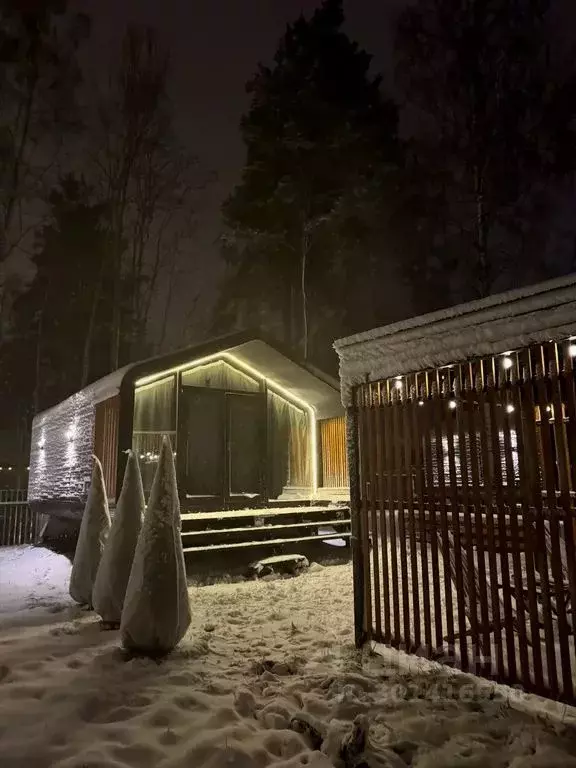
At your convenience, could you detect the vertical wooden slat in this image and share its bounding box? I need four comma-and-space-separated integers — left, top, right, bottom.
413, 383, 432, 652
534, 357, 563, 696
432, 378, 455, 651
526, 352, 558, 695
544, 347, 573, 697
347, 403, 366, 647
393, 384, 411, 648
487, 372, 516, 682
458, 367, 482, 672
366, 388, 382, 639
502, 366, 531, 690
517, 355, 545, 692
375, 390, 391, 643
358, 388, 373, 640
476, 367, 504, 677
384, 384, 401, 644
320, 417, 348, 489
561, 345, 576, 682
444, 375, 469, 670
403, 382, 421, 651
421, 378, 443, 651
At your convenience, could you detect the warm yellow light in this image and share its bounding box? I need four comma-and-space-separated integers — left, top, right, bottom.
506, 404, 515, 414
135, 351, 319, 494
135, 374, 175, 393
448, 400, 457, 410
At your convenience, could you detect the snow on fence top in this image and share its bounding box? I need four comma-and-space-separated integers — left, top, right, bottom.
334, 273, 576, 406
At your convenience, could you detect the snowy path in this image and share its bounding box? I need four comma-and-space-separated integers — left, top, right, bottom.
1, 546, 576, 767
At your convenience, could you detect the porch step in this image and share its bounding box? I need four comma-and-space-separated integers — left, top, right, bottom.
181, 504, 349, 531
182, 531, 351, 554
181, 518, 350, 548
179, 503, 351, 563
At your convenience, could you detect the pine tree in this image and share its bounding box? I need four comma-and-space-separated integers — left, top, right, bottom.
120, 436, 190, 655
69, 456, 111, 607
219, 0, 399, 359
93, 450, 145, 626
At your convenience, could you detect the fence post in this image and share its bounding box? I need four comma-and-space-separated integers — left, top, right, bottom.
346, 403, 366, 648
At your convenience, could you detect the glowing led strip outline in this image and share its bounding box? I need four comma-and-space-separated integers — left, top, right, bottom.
134, 352, 318, 493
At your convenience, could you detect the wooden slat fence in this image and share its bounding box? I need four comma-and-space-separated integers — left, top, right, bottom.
352, 340, 576, 704
320, 416, 349, 488
94, 395, 120, 499
0, 489, 41, 547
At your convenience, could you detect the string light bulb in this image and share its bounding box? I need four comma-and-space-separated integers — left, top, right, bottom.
506, 404, 515, 414
448, 400, 457, 410
502, 356, 513, 370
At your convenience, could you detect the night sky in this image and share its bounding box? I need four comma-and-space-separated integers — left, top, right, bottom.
73, 0, 405, 346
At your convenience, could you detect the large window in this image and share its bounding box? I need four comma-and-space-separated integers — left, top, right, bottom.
268, 391, 311, 496
133, 376, 176, 491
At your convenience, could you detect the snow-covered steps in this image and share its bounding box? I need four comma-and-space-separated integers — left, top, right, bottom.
182, 532, 351, 554
179, 504, 351, 567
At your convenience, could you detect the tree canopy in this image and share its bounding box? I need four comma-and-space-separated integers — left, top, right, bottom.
220, 0, 400, 360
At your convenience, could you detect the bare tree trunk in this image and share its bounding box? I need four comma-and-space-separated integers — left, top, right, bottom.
288, 280, 296, 348
157, 256, 178, 352
33, 305, 45, 415
110, 202, 126, 372
474, 165, 490, 298
300, 217, 311, 360
3, 44, 40, 251
81, 257, 106, 388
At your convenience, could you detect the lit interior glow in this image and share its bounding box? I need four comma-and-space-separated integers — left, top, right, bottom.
135, 351, 319, 494
448, 400, 457, 410
418, 400, 425, 407
394, 379, 403, 390
569, 344, 576, 358
502, 357, 513, 370
506, 404, 515, 414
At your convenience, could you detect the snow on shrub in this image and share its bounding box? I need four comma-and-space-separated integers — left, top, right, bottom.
69, 455, 111, 607
93, 450, 145, 625
120, 435, 191, 654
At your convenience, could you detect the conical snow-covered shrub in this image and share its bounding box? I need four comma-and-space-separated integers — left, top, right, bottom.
93, 450, 145, 625
120, 436, 191, 654
69, 456, 111, 607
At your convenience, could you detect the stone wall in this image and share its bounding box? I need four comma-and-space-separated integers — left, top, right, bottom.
29, 389, 96, 504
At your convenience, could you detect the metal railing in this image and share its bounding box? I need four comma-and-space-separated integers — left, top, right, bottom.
0, 489, 42, 547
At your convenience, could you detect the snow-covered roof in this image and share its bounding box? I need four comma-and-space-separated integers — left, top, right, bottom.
35, 332, 343, 423
335, 273, 576, 405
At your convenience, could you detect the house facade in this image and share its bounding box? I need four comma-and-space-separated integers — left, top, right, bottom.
29, 332, 349, 520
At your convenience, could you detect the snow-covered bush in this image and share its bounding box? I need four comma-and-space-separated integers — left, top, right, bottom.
120, 436, 191, 654
69, 455, 111, 607
93, 450, 145, 625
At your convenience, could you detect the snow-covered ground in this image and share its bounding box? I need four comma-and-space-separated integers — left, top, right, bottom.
2, 546, 576, 767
